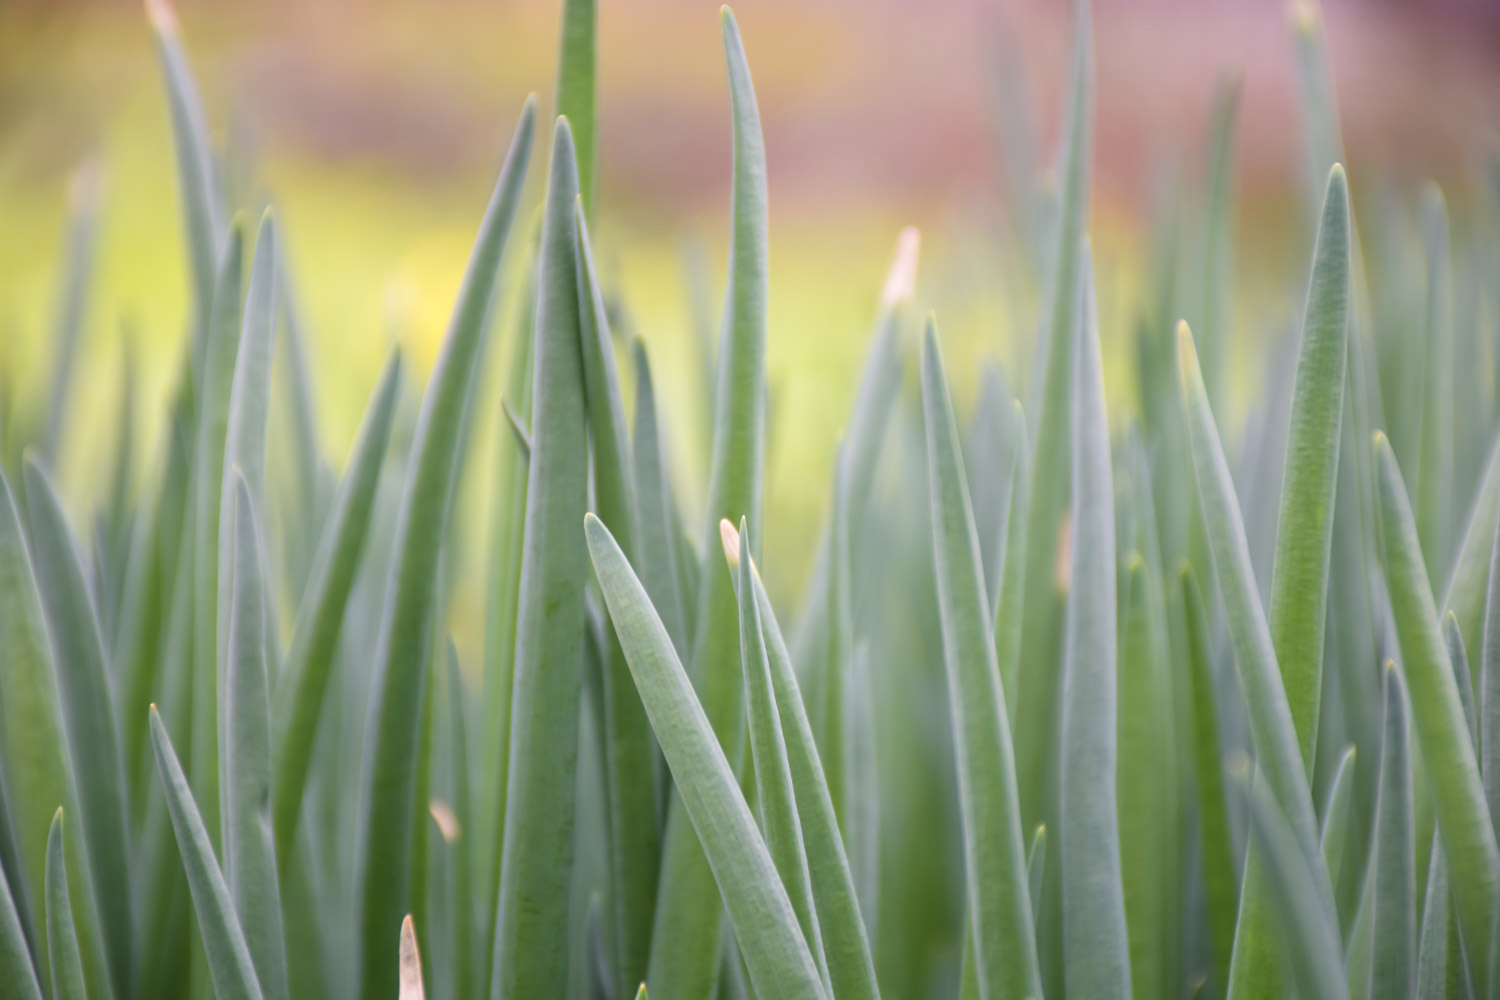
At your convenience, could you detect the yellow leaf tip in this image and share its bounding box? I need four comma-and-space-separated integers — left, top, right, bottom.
428, 799, 461, 844
398, 914, 424, 1000
720, 518, 741, 569
880, 227, 922, 307
145, 0, 178, 36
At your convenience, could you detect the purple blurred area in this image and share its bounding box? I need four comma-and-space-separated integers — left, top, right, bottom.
3, 0, 1500, 222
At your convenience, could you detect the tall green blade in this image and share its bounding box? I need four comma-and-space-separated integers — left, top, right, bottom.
1368, 664, 1414, 999
630, 339, 689, 658
1239, 775, 1349, 1000
743, 528, 879, 1000
40, 164, 103, 464
585, 514, 826, 1000
1415, 186, 1453, 582
649, 10, 769, 995
1177, 322, 1333, 999
22, 457, 132, 999
1320, 745, 1357, 901
555, 0, 597, 215
1181, 566, 1238, 988
190, 215, 247, 850
574, 199, 660, 998
489, 116, 589, 1000
724, 519, 827, 984
994, 401, 1029, 717
44, 810, 85, 1000
1374, 433, 1500, 993
149, 706, 264, 1000
1483, 497, 1500, 831
353, 96, 535, 1000
1059, 253, 1130, 998
0, 854, 42, 1000
223, 474, 289, 1000
1267, 163, 1350, 767
0, 471, 110, 1000
1016, 0, 1091, 831
1196, 76, 1240, 411
271, 349, 402, 863
920, 316, 1041, 1000
146, 0, 225, 335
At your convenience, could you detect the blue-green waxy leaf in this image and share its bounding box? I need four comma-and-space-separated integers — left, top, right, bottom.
0, 852, 42, 1000
920, 315, 1041, 1000
1239, 774, 1349, 1000
734, 526, 879, 1000
354, 96, 535, 1000
1320, 745, 1357, 901
22, 456, 132, 999
0, 470, 110, 1000
994, 401, 1029, 719
554, 0, 597, 215
41, 164, 103, 464
1369, 665, 1414, 1000
1374, 432, 1500, 994
1483, 494, 1500, 833
223, 474, 288, 1000
575, 198, 661, 999
1181, 566, 1238, 986
1177, 321, 1334, 998
44, 810, 85, 1000
1059, 251, 1130, 999
1016, 0, 1092, 833
1196, 75, 1240, 411
585, 514, 826, 1000
190, 215, 247, 850
1267, 163, 1350, 767
631, 340, 689, 659
648, 10, 770, 996
723, 519, 828, 987
146, 0, 225, 334
1028, 824, 1047, 920
150, 706, 264, 1000
271, 349, 402, 863
490, 116, 590, 1000
1415, 185, 1453, 583
1443, 434, 1500, 657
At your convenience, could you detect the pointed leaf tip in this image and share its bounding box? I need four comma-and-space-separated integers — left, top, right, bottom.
145, 0, 178, 35
880, 227, 922, 306
720, 518, 741, 569
398, 915, 424, 1000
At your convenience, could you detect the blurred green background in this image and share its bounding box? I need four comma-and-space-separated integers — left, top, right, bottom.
2, 0, 1499, 655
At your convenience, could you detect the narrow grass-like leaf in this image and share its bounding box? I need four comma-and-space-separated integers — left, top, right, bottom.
1196, 76, 1240, 410
631, 339, 689, 658
648, 10, 770, 994
214, 212, 280, 838
1028, 824, 1047, 919
1484, 494, 1500, 831
1177, 321, 1333, 998
555, 0, 596, 215
1442, 433, 1500, 656
224, 473, 289, 1000
271, 349, 401, 863
739, 527, 879, 1000
490, 116, 589, 1000
189, 216, 246, 848
500, 398, 530, 461
585, 514, 826, 1000
1443, 611, 1477, 743
1239, 774, 1349, 1000
44, 810, 85, 1000
1413, 835, 1454, 1000
920, 316, 1041, 1000
41, 164, 102, 463
723, 519, 828, 984
1016, 0, 1092, 831
1415, 186, 1453, 582
149, 706, 264, 1000
1059, 251, 1130, 998
1374, 432, 1500, 993
22, 456, 132, 998
354, 96, 535, 1000
1267, 163, 1350, 766
0, 854, 41, 1000
1369, 664, 1414, 1000
994, 401, 1029, 716
574, 198, 661, 998
1181, 565, 1238, 983
1320, 745, 1357, 898
147, 0, 225, 333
